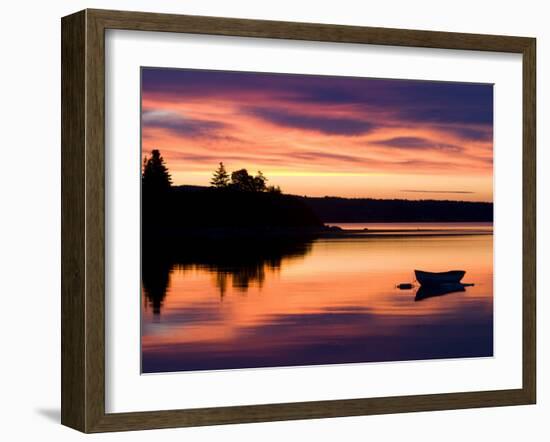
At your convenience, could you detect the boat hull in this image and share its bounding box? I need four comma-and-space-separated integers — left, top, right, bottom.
414, 270, 465, 286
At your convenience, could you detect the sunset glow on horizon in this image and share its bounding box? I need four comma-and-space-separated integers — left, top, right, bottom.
141, 68, 493, 201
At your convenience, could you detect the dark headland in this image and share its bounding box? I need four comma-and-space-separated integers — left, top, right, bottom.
142, 151, 492, 242
144, 184, 492, 240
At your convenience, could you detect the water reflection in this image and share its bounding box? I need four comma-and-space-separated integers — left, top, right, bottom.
415, 283, 466, 302
142, 236, 316, 309
142, 230, 493, 373
142, 255, 171, 315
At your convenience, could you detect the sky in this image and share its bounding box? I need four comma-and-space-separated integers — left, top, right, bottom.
141, 68, 493, 201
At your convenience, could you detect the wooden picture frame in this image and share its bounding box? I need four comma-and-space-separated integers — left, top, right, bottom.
61, 8, 536, 433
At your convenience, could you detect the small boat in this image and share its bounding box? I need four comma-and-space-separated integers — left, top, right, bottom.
415, 283, 466, 301
414, 270, 465, 286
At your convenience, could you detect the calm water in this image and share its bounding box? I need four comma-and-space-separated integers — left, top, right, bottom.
331, 222, 494, 231
141, 223, 493, 373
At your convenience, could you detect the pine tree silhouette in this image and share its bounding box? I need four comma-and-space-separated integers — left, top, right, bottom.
142, 149, 172, 193
210, 162, 230, 188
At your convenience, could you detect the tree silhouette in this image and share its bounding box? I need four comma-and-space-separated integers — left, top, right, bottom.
210, 162, 230, 188
230, 169, 256, 192
142, 149, 172, 193
230, 169, 268, 192
253, 170, 267, 192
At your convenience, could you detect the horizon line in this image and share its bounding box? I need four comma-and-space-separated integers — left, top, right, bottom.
172, 184, 493, 204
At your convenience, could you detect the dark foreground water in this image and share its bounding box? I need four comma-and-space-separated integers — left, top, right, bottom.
141, 223, 493, 373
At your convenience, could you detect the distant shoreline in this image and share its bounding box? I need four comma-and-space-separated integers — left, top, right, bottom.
318, 229, 493, 239
172, 185, 494, 224
144, 224, 493, 243
176, 185, 492, 204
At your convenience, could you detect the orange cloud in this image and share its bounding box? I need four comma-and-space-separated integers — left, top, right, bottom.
141, 69, 493, 201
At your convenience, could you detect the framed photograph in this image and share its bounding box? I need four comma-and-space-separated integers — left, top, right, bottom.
61, 9, 536, 433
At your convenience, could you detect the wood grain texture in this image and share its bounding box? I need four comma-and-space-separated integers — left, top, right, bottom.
88, 8, 532, 52
85, 10, 107, 433
522, 38, 536, 403
61, 8, 537, 433
61, 10, 86, 432
90, 389, 532, 433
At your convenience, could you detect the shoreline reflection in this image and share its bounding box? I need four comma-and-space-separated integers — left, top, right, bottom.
142, 230, 493, 373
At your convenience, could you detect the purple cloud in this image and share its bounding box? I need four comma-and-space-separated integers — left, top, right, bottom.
247, 108, 377, 135
374, 136, 463, 152
142, 110, 226, 138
